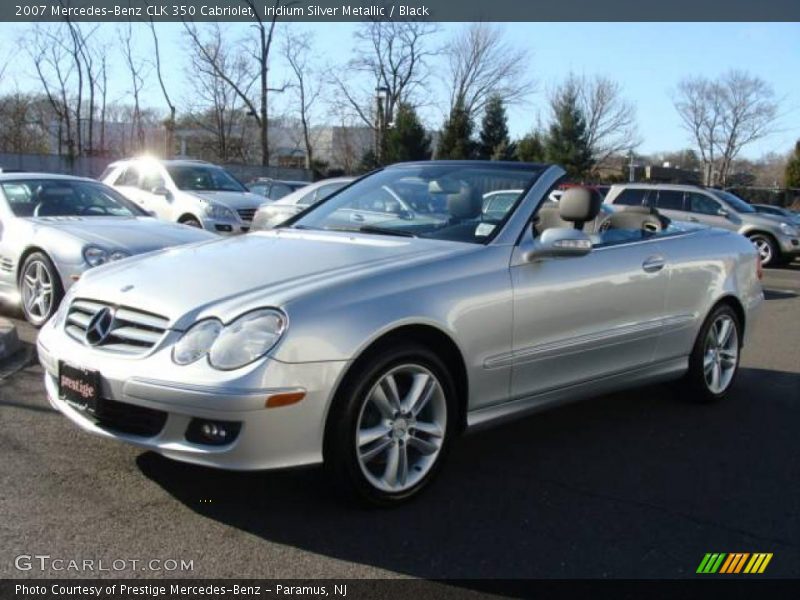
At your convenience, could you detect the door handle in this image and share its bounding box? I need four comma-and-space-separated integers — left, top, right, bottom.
642, 255, 666, 273
687, 216, 698, 222
351, 213, 365, 222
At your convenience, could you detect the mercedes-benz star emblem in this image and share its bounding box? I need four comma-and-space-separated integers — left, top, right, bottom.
85, 307, 115, 346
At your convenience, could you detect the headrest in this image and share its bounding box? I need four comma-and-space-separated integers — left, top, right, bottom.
559, 188, 602, 223
36, 185, 73, 200
430, 179, 481, 220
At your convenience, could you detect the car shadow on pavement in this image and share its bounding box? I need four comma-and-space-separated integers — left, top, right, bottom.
137, 367, 800, 580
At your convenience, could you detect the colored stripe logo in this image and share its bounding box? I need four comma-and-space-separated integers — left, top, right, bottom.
696, 553, 773, 574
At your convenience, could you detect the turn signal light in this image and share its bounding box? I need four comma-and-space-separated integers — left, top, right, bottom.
266, 391, 306, 408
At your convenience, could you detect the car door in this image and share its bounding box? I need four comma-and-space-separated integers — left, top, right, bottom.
509, 231, 669, 401
684, 191, 739, 231
135, 167, 171, 219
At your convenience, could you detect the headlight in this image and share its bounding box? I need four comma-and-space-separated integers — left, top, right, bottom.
83, 245, 109, 267
208, 309, 286, 370
205, 204, 237, 220
109, 250, 130, 262
779, 222, 798, 236
172, 319, 223, 365
83, 246, 130, 267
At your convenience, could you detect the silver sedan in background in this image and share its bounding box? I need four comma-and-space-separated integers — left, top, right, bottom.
0, 174, 215, 326
250, 177, 354, 231
38, 162, 763, 505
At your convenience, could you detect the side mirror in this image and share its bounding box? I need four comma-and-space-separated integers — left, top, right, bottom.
524, 227, 593, 261
151, 186, 170, 197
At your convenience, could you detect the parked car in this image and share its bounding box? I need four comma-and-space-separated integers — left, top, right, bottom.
751, 203, 800, 226
38, 161, 763, 505
605, 183, 800, 266
101, 158, 264, 234
0, 174, 215, 326
246, 178, 309, 201
250, 177, 354, 231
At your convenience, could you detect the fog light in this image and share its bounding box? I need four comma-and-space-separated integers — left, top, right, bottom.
215, 224, 233, 232
186, 418, 241, 446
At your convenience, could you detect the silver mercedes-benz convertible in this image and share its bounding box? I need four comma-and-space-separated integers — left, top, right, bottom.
37, 161, 763, 505
0, 173, 215, 326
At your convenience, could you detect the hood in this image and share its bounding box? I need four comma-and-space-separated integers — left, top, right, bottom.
31, 216, 216, 253
74, 230, 472, 327
186, 190, 264, 211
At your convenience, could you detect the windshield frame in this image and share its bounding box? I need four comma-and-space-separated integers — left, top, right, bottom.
0, 178, 148, 218
281, 162, 546, 246
709, 189, 756, 213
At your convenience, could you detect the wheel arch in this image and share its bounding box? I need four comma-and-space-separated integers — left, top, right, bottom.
710, 294, 747, 342
325, 323, 470, 440
16, 246, 63, 286
177, 213, 202, 224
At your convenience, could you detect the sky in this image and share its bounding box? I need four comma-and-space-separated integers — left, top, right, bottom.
0, 21, 798, 159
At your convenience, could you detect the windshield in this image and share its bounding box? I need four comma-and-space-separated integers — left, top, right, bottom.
290, 164, 543, 244
709, 189, 756, 213
1, 179, 145, 218
166, 165, 246, 192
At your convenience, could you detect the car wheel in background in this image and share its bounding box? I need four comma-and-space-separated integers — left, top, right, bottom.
324, 343, 456, 506
19, 252, 64, 328
681, 304, 741, 403
179, 216, 203, 229
747, 233, 778, 267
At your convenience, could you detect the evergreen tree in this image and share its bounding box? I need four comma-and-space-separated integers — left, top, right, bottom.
515, 131, 546, 162
357, 148, 380, 173
545, 85, 594, 178
437, 101, 476, 160
384, 103, 431, 163
786, 140, 800, 188
479, 95, 512, 160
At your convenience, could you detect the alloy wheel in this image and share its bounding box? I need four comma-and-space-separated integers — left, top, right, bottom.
21, 260, 54, 324
750, 236, 773, 265
355, 364, 447, 493
703, 314, 739, 394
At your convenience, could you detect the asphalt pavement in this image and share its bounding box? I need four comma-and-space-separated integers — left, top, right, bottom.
0, 265, 798, 582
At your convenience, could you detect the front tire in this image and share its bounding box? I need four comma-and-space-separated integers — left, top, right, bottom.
324, 343, 456, 506
19, 252, 64, 327
748, 233, 778, 267
681, 304, 742, 403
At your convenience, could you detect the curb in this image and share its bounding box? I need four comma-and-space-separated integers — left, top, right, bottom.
0, 318, 20, 364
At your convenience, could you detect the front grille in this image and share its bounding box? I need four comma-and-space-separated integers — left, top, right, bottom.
65, 299, 170, 355
89, 398, 167, 437
237, 208, 256, 221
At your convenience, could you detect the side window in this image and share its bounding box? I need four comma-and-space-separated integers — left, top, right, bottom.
686, 193, 721, 215
114, 166, 139, 187
269, 183, 292, 199
656, 190, 685, 211
613, 188, 648, 206
140, 170, 165, 191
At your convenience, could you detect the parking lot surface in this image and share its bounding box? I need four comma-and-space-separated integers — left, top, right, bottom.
1, 265, 798, 581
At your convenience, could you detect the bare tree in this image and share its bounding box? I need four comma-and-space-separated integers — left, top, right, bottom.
25, 25, 76, 158
146, 18, 177, 158
183, 1, 285, 166
183, 23, 252, 163
446, 23, 535, 118
674, 70, 779, 185
121, 23, 148, 152
282, 30, 323, 169
560, 74, 641, 166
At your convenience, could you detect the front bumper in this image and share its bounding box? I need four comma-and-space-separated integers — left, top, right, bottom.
37, 320, 348, 471
201, 216, 251, 235
775, 233, 800, 257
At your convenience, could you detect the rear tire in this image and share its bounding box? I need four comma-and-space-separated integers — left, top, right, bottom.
680, 304, 741, 403
19, 252, 64, 328
324, 342, 456, 506
747, 233, 778, 267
